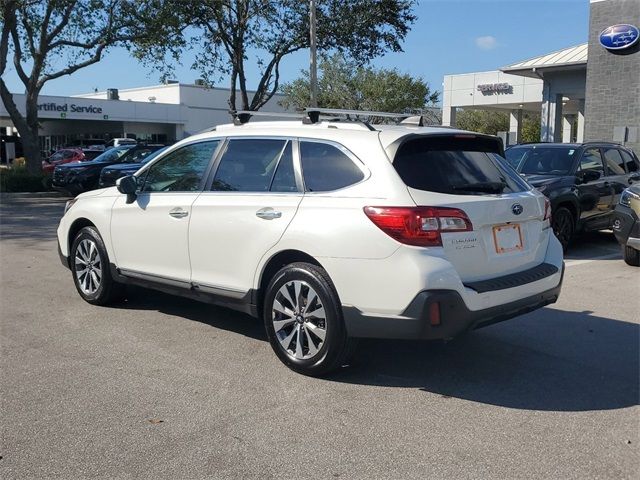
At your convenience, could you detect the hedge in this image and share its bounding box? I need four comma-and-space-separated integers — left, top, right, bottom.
0, 167, 51, 193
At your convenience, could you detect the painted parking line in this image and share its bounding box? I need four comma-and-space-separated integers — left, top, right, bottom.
564, 253, 621, 267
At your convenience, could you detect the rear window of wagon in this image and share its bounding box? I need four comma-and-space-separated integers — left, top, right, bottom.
393, 136, 530, 195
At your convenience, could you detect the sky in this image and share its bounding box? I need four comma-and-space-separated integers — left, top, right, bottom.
2, 0, 590, 105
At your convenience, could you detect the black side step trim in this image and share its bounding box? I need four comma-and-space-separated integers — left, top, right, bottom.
463, 263, 559, 293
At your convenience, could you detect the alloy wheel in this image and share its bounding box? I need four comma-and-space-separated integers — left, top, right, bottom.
272, 280, 327, 360
74, 239, 102, 295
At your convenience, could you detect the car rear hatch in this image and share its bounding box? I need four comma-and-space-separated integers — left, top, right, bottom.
384, 132, 550, 282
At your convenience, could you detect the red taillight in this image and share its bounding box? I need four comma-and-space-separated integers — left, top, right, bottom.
429, 302, 441, 326
543, 198, 552, 222
363, 206, 473, 247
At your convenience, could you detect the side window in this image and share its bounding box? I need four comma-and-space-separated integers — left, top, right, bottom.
300, 141, 365, 192
603, 148, 626, 175
63, 150, 76, 159
141, 141, 218, 192
579, 148, 605, 174
212, 139, 296, 192
620, 149, 639, 173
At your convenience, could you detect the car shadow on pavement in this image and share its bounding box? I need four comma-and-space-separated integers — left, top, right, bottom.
114, 285, 267, 342
116, 286, 638, 412
331, 308, 639, 412
565, 230, 621, 260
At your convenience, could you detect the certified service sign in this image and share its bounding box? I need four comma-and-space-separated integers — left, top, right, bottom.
599, 24, 639, 51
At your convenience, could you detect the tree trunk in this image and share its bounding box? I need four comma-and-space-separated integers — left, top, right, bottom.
23, 89, 42, 174
0, 79, 42, 174
21, 128, 42, 174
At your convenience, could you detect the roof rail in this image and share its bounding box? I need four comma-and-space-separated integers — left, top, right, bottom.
230, 108, 419, 128
304, 108, 414, 123
231, 110, 308, 125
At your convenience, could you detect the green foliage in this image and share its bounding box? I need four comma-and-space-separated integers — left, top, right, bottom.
521, 112, 541, 143
142, 0, 418, 111
0, 167, 50, 193
456, 109, 541, 142
456, 110, 509, 136
280, 54, 438, 113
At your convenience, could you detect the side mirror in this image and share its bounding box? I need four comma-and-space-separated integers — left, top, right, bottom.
579, 170, 601, 183
116, 175, 138, 204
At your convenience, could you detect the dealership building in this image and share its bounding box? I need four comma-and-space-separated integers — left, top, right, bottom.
443, 0, 639, 151
0, 82, 286, 162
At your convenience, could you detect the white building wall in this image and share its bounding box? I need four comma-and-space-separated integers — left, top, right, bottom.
443, 70, 543, 111
76, 83, 289, 135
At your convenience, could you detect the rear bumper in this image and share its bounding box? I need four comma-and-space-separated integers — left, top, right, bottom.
343, 263, 564, 340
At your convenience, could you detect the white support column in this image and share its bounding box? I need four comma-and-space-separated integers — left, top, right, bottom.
442, 107, 457, 127
576, 100, 585, 143
541, 85, 563, 143
562, 115, 573, 143
540, 86, 554, 142
509, 109, 523, 144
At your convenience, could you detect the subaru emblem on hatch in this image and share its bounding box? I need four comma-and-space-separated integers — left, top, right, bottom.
512, 204, 523, 215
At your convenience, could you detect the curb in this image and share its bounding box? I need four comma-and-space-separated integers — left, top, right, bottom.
0, 191, 68, 198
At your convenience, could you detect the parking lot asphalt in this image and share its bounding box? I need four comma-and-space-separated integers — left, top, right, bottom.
1, 194, 639, 479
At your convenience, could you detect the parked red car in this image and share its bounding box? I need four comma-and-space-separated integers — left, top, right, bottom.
42, 149, 85, 174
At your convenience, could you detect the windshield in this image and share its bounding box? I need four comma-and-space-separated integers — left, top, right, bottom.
120, 146, 164, 164
139, 146, 169, 164
510, 146, 577, 175
92, 145, 134, 163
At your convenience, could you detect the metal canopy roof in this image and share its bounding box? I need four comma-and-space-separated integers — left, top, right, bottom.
501, 43, 588, 77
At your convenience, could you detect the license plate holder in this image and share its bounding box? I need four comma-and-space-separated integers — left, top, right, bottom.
493, 224, 523, 254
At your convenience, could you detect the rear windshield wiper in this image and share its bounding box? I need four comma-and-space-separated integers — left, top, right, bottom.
451, 181, 506, 194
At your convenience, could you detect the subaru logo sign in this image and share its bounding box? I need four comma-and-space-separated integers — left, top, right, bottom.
599, 24, 639, 51
512, 204, 523, 215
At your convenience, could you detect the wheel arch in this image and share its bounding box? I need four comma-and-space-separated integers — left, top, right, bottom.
67, 217, 97, 254
552, 199, 579, 226
255, 249, 324, 314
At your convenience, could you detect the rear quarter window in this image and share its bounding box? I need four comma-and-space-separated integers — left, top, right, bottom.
300, 141, 365, 192
393, 136, 529, 195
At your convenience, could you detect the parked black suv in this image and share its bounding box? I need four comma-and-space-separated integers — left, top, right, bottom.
505, 142, 640, 250
53, 144, 165, 195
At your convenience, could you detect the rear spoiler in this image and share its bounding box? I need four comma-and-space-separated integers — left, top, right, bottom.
384, 133, 505, 162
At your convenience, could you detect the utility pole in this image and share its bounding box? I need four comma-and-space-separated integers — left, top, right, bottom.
309, 0, 318, 107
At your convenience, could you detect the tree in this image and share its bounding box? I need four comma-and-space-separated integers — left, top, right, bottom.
147, 0, 417, 112
520, 111, 541, 143
456, 109, 540, 142
0, 0, 175, 173
280, 54, 438, 114
455, 109, 510, 136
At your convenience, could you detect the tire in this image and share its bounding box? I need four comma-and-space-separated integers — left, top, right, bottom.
623, 245, 640, 266
263, 262, 354, 376
70, 226, 125, 305
552, 207, 574, 252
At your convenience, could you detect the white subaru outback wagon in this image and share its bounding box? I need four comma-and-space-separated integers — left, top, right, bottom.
57, 111, 564, 376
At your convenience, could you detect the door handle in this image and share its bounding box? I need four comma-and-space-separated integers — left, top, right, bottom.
256, 208, 282, 220
169, 207, 188, 219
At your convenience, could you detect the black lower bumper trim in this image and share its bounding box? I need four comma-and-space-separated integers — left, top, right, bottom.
343, 264, 564, 340
613, 206, 639, 247
463, 262, 558, 293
